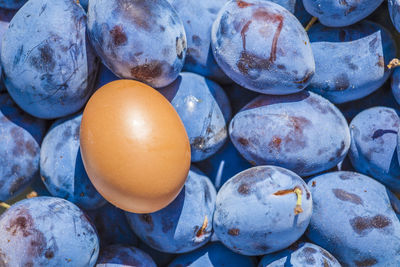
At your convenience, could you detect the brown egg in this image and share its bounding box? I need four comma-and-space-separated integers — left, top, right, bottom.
80, 80, 191, 213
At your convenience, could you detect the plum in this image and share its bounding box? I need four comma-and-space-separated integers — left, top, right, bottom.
303, 0, 383, 27
0, 93, 47, 202
40, 113, 106, 210
229, 91, 350, 176
211, 0, 315, 94
349, 107, 400, 194
159, 72, 231, 162
307, 21, 397, 104
213, 166, 312, 256
87, 0, 186, 88
307, 171, 400, 266
1, 0, 98, 119
0, 197, 99, 266
125, 167, 217, 253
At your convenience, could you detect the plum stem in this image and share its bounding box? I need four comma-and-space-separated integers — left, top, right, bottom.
388, 58, 400, 69
0, 202, 10, 209
305, 17, 318, 32
196, 215, 208, 237
294, 187, 303, 215
274, 187, 303, 215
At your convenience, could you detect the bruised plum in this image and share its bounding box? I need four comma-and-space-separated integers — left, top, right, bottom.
40, 113, 106, 210
87, 0, 186, 88
229, 91, 350, 176
307, 21, 397, 104
211, 0, 315, 95
258, 242, 341, 267
214, 166, 312, 256
0, 93, 47, 202
125, 167, 217, 253
0, 197, 99, 266
307, 171, 400, 266
303, 0, 383, 27
96, 244, 156, 267
349, 107, 400, 194
159, 72, 231, 162
1, 0, 98, 119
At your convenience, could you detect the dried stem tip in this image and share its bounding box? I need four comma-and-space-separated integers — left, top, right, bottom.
388, 58, 400, 69
196, 215, 208, 237
0, 202, 10, 209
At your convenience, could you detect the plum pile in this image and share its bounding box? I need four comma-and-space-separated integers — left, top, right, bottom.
1, 0, 400, 266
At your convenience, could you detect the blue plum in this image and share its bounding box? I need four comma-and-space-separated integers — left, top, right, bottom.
159, 72, 231, 162
86, 203, 138, 247
229, 91, 350, 176
1, 0, 98, 119
258, 242, 341, 267
0, 197, 99, 266
167, 0, 230, 84
307, 171, 400, 266
196, 138, 252, 190
87, 0, 186, 88
303, 0, 384, 27
0, 0, 27, 10
0, 93, 47, 202
214, 166, 312, 256
168, 242, 256, 267
96, 244, 156, 267
307, 21, 397, 104
40, 113, 106, 210
125, 167, 217, 253
211, 0, 315, 94
349, 107, 400, 194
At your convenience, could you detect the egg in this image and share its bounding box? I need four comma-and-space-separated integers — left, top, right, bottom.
80, 80, 191, 213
